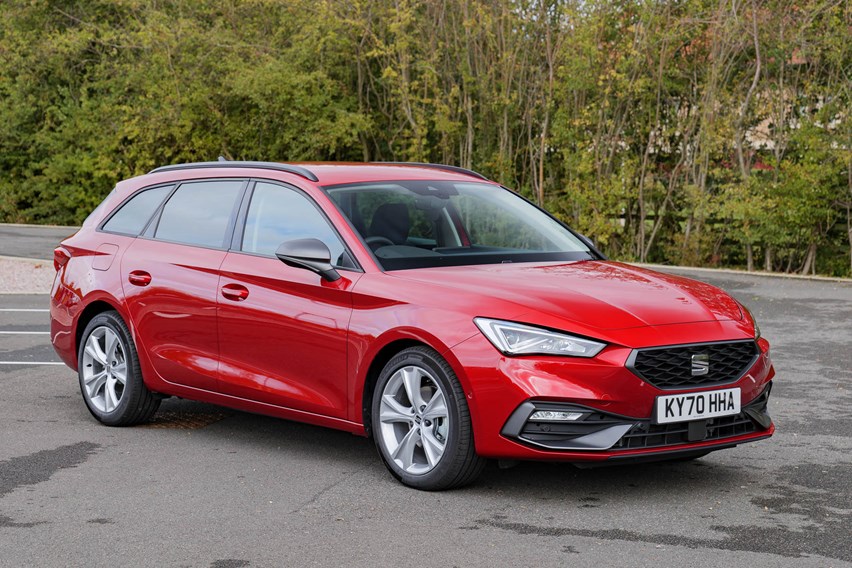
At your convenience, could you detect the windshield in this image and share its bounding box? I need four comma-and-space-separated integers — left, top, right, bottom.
325, 181, 594, 270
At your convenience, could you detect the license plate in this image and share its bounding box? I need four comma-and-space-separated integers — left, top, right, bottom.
655, 388, 741, 424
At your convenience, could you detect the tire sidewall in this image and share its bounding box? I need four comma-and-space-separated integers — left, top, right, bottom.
77, 312, 139, 425
371, 348, 465, 489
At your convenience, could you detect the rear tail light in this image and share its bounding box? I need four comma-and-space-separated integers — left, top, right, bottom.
53, 247, 71, 272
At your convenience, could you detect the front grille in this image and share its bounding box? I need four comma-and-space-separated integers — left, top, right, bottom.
629, 340, 758, 389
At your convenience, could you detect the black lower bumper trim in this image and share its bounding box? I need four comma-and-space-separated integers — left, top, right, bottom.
502, 382, 773, 452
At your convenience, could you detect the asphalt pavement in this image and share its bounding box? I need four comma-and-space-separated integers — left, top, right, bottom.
0, 224, 78, 260
0, 226, 850, 567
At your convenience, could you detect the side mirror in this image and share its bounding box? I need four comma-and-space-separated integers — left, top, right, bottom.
275, 238, 341, 282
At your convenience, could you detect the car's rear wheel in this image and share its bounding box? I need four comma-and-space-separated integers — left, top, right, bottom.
78, 311, 160, 426
372, 346, 485, 490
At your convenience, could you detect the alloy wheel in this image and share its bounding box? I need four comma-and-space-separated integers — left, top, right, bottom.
81, 326, 127, 413
378, 365, 449, 474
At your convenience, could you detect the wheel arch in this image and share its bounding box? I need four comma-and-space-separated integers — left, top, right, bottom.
74, 299, 125, 362
357, 328, 475, 437
360, 338, 424, 437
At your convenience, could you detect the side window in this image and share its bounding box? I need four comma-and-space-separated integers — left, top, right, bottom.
102, 185, 172, 236
154, 180, 243, 248
242, 182, 350, 267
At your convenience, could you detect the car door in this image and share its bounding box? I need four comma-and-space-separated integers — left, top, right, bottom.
121, 179, 246, 391
216, 180, 361, 418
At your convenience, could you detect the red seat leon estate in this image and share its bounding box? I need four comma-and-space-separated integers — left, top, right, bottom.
50, 161, 774, 489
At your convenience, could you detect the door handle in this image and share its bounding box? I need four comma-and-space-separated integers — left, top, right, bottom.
221, 283, 249, 302
128, 270, 152, 287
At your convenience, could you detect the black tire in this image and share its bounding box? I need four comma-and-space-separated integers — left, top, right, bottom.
371, 346, 485, 490
77, 310, 160, 426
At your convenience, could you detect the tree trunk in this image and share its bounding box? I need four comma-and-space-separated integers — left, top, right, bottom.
801, 243, 817, 275
847, 164, 852, 276
746, 243, 754, 271
735, 7, 762, 180
764, 246, 772, 272
847, 203, 852, 276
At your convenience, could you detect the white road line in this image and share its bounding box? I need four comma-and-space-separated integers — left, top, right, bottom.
0, 331, 50, 335
0, 308, 49, 312
0, 361, 65, 366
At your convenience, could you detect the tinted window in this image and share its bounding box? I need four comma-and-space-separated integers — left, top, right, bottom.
242, 182, 349, 266
155, 180, 243, 248
102, 186, 172, 236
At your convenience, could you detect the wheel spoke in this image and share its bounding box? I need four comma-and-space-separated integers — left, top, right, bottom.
401, 367, 424, 409
111, 362, 127, 385
104, 378, 119, 412
85, 370, 107, 397
421, 427, 445, 467
422, 390, 447, 421
105, 330, 118, 362
391, 427, 420, 470
380, 395, 412, 424
85, 340, 107, 366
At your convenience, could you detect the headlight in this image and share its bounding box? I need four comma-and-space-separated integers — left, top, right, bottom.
740, 304, 761, 340
473, 318, 606, 357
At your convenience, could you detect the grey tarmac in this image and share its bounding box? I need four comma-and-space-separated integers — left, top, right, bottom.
0, 239, 849, 566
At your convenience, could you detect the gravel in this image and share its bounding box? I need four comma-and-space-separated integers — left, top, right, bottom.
0, 257, 56, 295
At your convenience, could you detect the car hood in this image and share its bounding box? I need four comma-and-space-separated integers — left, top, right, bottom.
389, 261, 743, 331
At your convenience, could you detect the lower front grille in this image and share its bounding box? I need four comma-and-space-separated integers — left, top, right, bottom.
612, 412, 756, 450
503, 383, 772, 452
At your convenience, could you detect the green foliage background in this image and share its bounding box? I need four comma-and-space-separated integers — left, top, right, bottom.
1, 0, 850, 275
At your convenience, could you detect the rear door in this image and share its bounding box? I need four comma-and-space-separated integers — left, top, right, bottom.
121, 179, 246, 391
216, 180, 360, 418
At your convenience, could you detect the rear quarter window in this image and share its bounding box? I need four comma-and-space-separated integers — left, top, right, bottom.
101, 185, 173, 236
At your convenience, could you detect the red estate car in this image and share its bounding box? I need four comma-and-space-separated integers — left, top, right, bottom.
50, 161, 774, 489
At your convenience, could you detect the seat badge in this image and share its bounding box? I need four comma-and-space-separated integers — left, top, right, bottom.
691, 353, 710, 376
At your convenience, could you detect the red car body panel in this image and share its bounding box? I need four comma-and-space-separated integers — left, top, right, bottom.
216, 251, 359, 419
121, 237, 225, 391
50, 163, 774, 462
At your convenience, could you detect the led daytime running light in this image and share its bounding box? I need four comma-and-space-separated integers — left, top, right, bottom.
474, 318, 606, 358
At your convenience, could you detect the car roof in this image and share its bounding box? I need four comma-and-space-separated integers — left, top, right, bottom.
145, 161, 489, 186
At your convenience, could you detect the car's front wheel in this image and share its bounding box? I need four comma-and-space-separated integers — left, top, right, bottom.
78, 311, 160, 426
371, 346, 485, 490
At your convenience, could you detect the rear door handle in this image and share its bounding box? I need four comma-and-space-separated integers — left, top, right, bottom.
221, 283, 249, 302
128, 270, 152, 287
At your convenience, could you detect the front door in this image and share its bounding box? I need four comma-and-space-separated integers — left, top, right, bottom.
216, 181, 360, 418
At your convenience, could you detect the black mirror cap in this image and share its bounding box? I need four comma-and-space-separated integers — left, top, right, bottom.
275, 238, 341, 282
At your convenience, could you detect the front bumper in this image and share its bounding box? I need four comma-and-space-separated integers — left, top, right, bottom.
449, 324, 775, 462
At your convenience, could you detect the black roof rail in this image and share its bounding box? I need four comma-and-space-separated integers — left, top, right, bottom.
148, 161, 319, 182
372, 161, 489, 181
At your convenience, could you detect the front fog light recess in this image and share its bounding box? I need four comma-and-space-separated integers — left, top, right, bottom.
529, 410, 583, 422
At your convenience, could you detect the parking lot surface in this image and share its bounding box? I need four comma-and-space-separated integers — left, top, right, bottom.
0, 265, 850, 567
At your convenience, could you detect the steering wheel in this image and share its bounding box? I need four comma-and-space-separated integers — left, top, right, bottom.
366, 236, 395, 250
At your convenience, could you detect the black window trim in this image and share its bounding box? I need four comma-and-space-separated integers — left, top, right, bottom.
97, 182, 177, 238
230, 178, 363, 273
